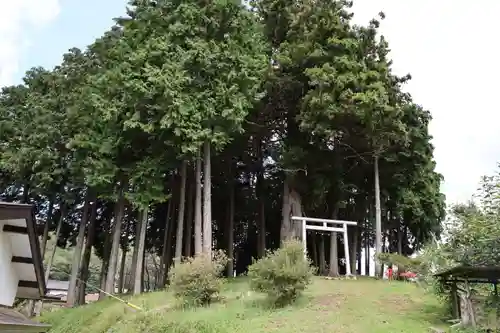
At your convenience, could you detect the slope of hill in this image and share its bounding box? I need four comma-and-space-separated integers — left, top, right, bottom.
40, 278, 446, 333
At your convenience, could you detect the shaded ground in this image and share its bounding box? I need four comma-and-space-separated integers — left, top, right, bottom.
40, 277, 447, 333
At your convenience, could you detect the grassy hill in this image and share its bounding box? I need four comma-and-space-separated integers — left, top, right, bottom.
40, 278, 446, 333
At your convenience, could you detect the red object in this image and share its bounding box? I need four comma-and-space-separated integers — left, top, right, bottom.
387, 268, 393, 279
399, 271, 417, 278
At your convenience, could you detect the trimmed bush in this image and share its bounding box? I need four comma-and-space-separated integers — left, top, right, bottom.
168, 250, 228, 306
248, 240, 315, 306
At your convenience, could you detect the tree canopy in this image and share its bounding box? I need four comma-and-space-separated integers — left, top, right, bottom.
0, 0, 445, 307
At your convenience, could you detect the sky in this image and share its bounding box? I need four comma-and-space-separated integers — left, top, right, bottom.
1, 0, 498, 206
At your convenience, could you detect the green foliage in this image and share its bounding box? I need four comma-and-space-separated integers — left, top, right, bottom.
376, 252, 423, 272
254, 0, 445, 248
414, 166, 500, 325
412, 240, 457, 318
432, 171, 500, 268
168, 250, 228, 307
248, 240, 315, 306
44, 234, 101, 293
109, 0, 269, 155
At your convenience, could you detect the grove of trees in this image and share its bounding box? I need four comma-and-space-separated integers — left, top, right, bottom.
0, 0, 445, 308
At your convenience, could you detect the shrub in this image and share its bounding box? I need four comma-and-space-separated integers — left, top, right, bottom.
248, 240, 315, 306
376, 252, 423, 272
168, 250, 228, 306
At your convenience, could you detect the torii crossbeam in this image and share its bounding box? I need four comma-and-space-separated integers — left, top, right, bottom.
291, 216, 358, 276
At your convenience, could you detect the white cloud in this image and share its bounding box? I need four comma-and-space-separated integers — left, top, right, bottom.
0, 0, 61, 86
351, 0, 500, 205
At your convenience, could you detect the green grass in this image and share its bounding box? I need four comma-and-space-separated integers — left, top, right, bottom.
40, 277, 447, 333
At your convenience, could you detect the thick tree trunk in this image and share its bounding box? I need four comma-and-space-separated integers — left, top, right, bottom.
386, 208, 393, 252
329, 233, 339, 276
149, 254, 160, 289
374, 155, 383, 278
381, 231, 387, 275
382, 232, 387, 253
318, 235, 325, 275
184, 170, 194, 257
129, 211, 141, 291
202, 140, 212, 257
226, 168, 235, 277
357, 227, 362, 275
387, 228, 393, 253
354, 196, 366, 275
41, 197, 54, 259
311, 233, 318, 266
280, 179, 291, 241
164, 215, 175, 277
99, 223, 111, 300
364, 244, 370, 276
118, 248, 127, 294
397, 224, 403, 254
194, 151, 203, 256
67, 195, 91, 307
258, 199, 266, 256
144, 252, 150, 292
141, 250, 146, 292
141, 251, 148, 293
349, 227, 357, 276
174, 161, 187, 264
290, 189, 303, 238
281, 177, 304, 241
118, 219, 130, 293
403, 226, 408, 254
78, 199, 98, 305
159, 199, 172, 287
328, 207, 340, 277
44, 205, 65, 283
256, 137, 266, 258
134, 206, 149, 295
23, 184, 30, 204
105, 188, 126, 294
365, 201, 373, 276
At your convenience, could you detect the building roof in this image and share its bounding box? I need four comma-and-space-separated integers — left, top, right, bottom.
434, 265, 500, 283
0, 307, 50, 333
47, 280, 69, 292
0, 202, 47, 299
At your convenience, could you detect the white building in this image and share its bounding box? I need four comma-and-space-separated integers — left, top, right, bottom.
0, 202, 50, 332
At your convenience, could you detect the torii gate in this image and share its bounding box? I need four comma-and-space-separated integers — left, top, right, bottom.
291, 216, 358, 276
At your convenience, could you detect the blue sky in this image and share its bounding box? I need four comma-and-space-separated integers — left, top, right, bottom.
10, 0, 127, 85
2, 0, 500, 207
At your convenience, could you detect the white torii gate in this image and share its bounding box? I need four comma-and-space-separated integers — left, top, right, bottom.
291, 216, 358, 276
